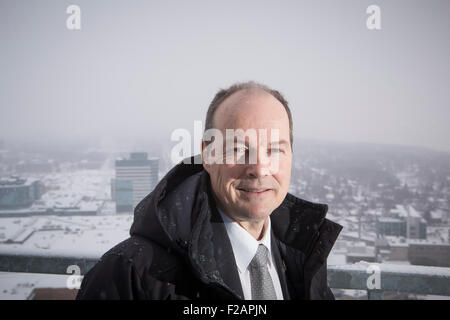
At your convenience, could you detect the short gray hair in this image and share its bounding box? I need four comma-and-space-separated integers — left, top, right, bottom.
204, 81, 293, 149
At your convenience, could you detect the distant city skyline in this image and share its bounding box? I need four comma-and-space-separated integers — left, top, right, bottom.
1, 0, 449, 152
1, 116, 450, 299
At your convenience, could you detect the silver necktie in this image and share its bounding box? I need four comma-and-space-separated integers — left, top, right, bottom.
249, 244, 277, 300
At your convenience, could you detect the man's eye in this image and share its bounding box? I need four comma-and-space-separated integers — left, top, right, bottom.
270, 148, 281, 153
234, 147, 246, 153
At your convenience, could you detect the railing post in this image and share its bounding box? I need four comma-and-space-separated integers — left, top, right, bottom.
367, 289, 383, 300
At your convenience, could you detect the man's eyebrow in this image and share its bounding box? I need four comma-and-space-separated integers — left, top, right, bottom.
225, 137, 289, 147
227, 137, 248, 144
270, 140, 289, 146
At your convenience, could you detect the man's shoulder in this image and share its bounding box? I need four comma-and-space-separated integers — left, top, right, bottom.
284, 193, 329, 215
99, 236, 183, 277
273, 193, 343, 257
77, 236, 189, 299
284, 193, 342, 229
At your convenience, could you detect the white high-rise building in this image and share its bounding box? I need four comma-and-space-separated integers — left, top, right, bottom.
113, 152, 159, 213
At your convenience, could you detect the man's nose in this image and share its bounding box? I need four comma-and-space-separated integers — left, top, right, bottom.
245, 149, 271, 178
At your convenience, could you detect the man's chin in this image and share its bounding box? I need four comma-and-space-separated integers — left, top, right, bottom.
234, 206, 272, 222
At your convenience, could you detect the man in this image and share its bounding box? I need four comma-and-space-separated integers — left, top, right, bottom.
76, 81, 342, 300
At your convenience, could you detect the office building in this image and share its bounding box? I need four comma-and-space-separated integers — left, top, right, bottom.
376, 205, 427, 239
408, 240, 450, 267
113, 152, 159, 213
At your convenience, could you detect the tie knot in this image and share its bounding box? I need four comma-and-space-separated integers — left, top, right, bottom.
250, 244, 269, 268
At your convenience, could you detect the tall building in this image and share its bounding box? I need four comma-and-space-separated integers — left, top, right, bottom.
113, 152, 159, 213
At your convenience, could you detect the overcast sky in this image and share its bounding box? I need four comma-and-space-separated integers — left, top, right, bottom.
1, 0, 449, 152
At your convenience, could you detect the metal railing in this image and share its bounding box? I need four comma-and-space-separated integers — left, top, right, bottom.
1, 253, 450, 299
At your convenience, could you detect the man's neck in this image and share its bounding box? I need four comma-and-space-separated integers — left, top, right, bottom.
218, 209, 269, 241
235, 218, 269, 241
213, 194, 269, 240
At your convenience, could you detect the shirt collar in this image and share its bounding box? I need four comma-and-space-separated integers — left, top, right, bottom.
218, 208, 272, 273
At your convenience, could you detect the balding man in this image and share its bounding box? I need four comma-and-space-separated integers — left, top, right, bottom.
77, 81, 343, 300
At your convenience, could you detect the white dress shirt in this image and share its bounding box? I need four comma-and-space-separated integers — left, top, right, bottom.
218, 209, 284, 300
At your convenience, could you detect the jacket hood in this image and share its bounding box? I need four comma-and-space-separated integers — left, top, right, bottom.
130, 154, 208, 254
130, 154, 342, 288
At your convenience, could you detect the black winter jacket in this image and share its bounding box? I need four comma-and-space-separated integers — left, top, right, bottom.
76, 155, 343, 300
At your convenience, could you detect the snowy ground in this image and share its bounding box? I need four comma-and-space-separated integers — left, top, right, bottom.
0, 214, 133, 299
0, 214, 133, 257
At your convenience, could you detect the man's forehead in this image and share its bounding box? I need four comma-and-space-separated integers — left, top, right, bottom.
213, 89, 288, 129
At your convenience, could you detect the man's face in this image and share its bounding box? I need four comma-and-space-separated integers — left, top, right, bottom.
202, 90, 292, 223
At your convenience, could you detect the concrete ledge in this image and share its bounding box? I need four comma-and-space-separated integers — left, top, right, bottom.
328, 262, 450, 296
1, 254, 450, 298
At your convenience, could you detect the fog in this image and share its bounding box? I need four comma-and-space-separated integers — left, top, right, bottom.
1, 0, 449, 152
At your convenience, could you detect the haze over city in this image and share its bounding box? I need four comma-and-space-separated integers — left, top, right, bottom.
1, 0, 449, 152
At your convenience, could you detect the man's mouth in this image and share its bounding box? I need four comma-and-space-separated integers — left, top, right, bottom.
238, 188, 269, 192
237, 187, 272, 196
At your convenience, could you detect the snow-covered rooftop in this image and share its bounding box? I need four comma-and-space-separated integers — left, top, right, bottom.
391, 204, 422, 219
0, 214, 133, 258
